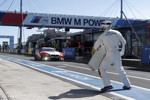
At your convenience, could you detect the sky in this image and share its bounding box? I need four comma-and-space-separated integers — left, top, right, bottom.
0, 0, 150, 45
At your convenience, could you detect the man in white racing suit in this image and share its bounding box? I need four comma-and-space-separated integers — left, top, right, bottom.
94, 21, 131, 92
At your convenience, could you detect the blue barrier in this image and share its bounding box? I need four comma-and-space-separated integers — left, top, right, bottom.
142, 46, 150, 63
62, 48, 75, 58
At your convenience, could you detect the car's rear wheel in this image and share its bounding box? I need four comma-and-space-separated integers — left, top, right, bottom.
34, 55, 38, 61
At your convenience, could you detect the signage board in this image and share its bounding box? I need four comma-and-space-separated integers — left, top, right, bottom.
23, 13, 118, 29
0, 11, 119, 29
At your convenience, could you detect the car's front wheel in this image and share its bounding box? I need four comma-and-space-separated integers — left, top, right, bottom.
34, 55, 40, 61
59, 57, 64, 61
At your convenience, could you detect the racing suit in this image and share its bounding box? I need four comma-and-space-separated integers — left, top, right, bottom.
97, 29, 131, 87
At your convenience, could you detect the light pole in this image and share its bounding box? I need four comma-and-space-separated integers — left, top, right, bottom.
120, 0, 123, 19
19, 0, 22, 53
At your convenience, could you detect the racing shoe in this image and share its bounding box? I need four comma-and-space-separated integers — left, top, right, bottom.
101, 85, 113, 92
123, 86, 131, 90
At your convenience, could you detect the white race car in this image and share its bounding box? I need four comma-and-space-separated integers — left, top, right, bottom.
34, 47, 64, 61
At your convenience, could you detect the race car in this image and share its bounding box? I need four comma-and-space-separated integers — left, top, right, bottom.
34, 47, 64, 61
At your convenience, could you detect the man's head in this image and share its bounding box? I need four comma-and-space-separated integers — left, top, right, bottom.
101, 21, 112, 31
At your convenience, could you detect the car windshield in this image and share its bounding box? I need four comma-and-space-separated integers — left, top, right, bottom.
42, 48, 55, 52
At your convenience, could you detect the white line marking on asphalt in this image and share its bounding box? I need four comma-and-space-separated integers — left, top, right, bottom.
107, 72, 150, 81
0, 55, 150, 100
63, 64, 90, 70
57, 66, 67, 68
63, 64, 150, 81
62, 64, 150, 91
19, 63, 135, 100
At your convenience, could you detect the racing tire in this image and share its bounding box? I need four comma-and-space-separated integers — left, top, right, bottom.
34, 55, 38, 61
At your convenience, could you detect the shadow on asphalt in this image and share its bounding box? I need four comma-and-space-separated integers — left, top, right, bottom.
48, 89, 101, 100
109, 88, 129, 92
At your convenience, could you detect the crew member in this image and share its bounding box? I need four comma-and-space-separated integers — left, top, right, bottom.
94, 21, 131, 92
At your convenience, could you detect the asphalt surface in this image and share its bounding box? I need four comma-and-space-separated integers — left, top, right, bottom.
1, 53, 150, 89
0, 58, 113, 100
0, 53, 150, 100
